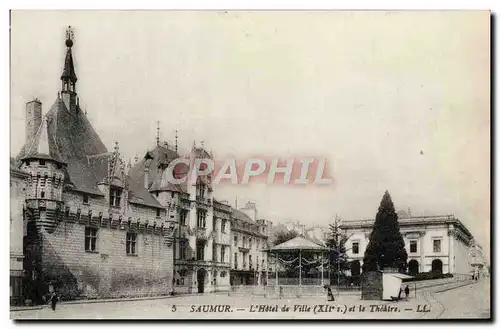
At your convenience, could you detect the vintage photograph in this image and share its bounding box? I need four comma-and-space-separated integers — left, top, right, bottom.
9, 11, 490, 320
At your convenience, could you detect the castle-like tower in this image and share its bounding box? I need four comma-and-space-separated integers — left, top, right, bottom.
14, 27, 175, 305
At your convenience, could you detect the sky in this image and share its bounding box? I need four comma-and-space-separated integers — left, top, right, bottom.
10, 11, 490, 256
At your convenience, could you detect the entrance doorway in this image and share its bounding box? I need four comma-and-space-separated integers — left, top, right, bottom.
431, 259, 443, 274
408, 260, 419, 276
197, 268, 207, 293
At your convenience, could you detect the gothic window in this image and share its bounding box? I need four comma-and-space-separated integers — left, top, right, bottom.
179, 240, 187, 260
221, 219, 226, 233
213, 218, 217, 232
109, 187, 122, 207
126, 232, 137, 255
180, 209, 188, 226
85, 227, 98, 252
196, 242, 205, 261
221, 246, 226, 263
197, 209, 206, 228
234, 235, 238, 246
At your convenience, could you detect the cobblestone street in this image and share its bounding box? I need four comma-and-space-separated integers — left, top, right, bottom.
11, 279, 489, 320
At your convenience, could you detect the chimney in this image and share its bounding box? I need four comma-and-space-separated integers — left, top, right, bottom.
144, 167, 149, 190
26, 99, 42, 145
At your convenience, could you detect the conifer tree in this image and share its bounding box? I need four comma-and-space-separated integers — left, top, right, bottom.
362, 191, 408, 272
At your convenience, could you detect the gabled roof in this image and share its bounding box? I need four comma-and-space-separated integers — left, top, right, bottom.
128, 144, 184, 193
267, 235, 329, 252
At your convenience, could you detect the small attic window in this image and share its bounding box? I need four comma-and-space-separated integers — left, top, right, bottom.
26, 160, 30, 166
83, 194, 89, 204
57, 163, 62, 169
156, 209, 161, 218
156, 192, 159, 197
39, 160, 46, 166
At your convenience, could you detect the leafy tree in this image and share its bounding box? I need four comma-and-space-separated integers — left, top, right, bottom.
362, 191, 408, 273
326, 215, 352, 285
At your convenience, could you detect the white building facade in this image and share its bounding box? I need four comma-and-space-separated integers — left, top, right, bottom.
341, 215, 475, 277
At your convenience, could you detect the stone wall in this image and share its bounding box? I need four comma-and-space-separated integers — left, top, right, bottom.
38, 220, 173, 300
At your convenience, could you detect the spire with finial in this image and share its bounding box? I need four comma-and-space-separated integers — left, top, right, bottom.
201, 140, 205, 149
156, 121, 160, 146
61, 26, 77, 90
192, 140, 196, 150
175, 129, 178, 153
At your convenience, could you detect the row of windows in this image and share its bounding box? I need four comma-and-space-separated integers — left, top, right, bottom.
350, 239, 442, 255
233, 253, 265, 269
85, 227, 137, 256
234, 235, 263, 249
213, 218, 227, 233
25, 159, 62, 169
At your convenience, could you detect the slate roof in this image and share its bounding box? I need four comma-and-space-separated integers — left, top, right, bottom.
128, 145, 186, 193
231, 208, 255, 225
14, 35, 162, 209
21, 116, 65, 164
61, 47, 77, 83
15, 98, 107, 195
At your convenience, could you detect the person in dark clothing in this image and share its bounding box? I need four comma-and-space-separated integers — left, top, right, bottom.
326, 287, 335, 301
404, 285, 410, 299
49, 291, 59, 311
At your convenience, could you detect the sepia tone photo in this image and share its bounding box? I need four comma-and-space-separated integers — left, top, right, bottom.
9, 10, 490, 320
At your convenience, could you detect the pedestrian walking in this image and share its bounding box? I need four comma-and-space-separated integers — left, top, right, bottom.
49, 291, 59, 311
404, 285, 410, 300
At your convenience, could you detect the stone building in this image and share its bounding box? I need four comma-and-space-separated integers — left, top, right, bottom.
11, 28, 175, 304
10, 164, 29, 305
341, 214, 475, 277
128, 143, 232, 294
230, 202, 270, 286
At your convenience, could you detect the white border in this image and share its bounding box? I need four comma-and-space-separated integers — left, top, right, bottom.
2, 1, 496, 329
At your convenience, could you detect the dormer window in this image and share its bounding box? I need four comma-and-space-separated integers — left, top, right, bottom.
109, 187, 122, 207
